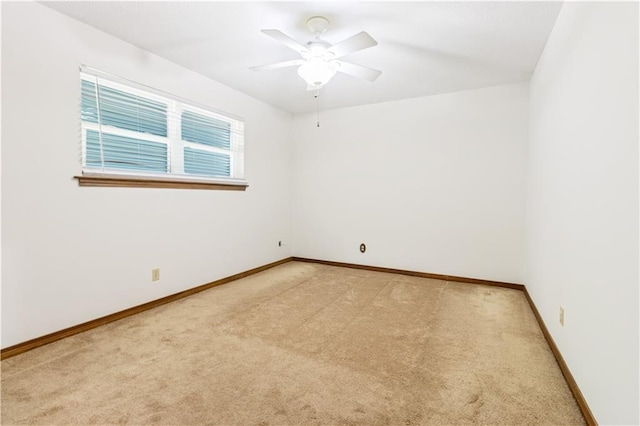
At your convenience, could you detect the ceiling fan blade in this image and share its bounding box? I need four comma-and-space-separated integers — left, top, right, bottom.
327, 31, 377, 58
261, 29, 308, 54
337, 61, 382, 82
250, 59, 305, 72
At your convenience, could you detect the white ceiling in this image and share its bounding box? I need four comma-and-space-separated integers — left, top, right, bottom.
43, 1, 563, 114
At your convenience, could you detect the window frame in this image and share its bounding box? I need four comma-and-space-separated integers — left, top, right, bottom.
77, 66, 247, 191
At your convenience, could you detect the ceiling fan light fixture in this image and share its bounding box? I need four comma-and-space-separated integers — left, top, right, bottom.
297, 59, 339, 87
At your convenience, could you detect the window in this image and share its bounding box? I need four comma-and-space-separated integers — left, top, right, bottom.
78, 66, 246, 190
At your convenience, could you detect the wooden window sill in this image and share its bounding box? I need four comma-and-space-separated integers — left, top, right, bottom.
74, 175, 248, 191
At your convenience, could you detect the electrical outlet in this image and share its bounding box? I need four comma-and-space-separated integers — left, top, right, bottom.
559, 306, 565, 326
152, 268, 160, 281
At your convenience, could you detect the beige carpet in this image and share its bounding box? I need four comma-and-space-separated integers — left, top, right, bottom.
1, 261, 584, 425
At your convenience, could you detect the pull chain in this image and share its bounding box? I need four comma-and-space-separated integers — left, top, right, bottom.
315, 88, 320, 127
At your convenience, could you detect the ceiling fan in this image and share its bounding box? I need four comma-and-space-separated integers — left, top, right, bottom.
250, 16, 382, 90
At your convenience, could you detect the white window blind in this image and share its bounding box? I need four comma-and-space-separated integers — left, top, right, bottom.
80, 66, 245, 183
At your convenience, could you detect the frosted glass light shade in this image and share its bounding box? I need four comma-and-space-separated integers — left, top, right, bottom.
297, 59, 339, 87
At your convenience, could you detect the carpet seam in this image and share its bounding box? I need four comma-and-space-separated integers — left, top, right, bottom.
209, 271, 318, 330
282, 281, 357, 343
406, 281, 449, 384
317, 277, 397, 359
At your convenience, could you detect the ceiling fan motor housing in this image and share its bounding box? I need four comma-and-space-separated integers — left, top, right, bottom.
303, 40, 333, 60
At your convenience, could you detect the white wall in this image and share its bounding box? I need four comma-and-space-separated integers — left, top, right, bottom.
1, 2, 293, 348
291, 83, 529, 284
527, 2, 639, 424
